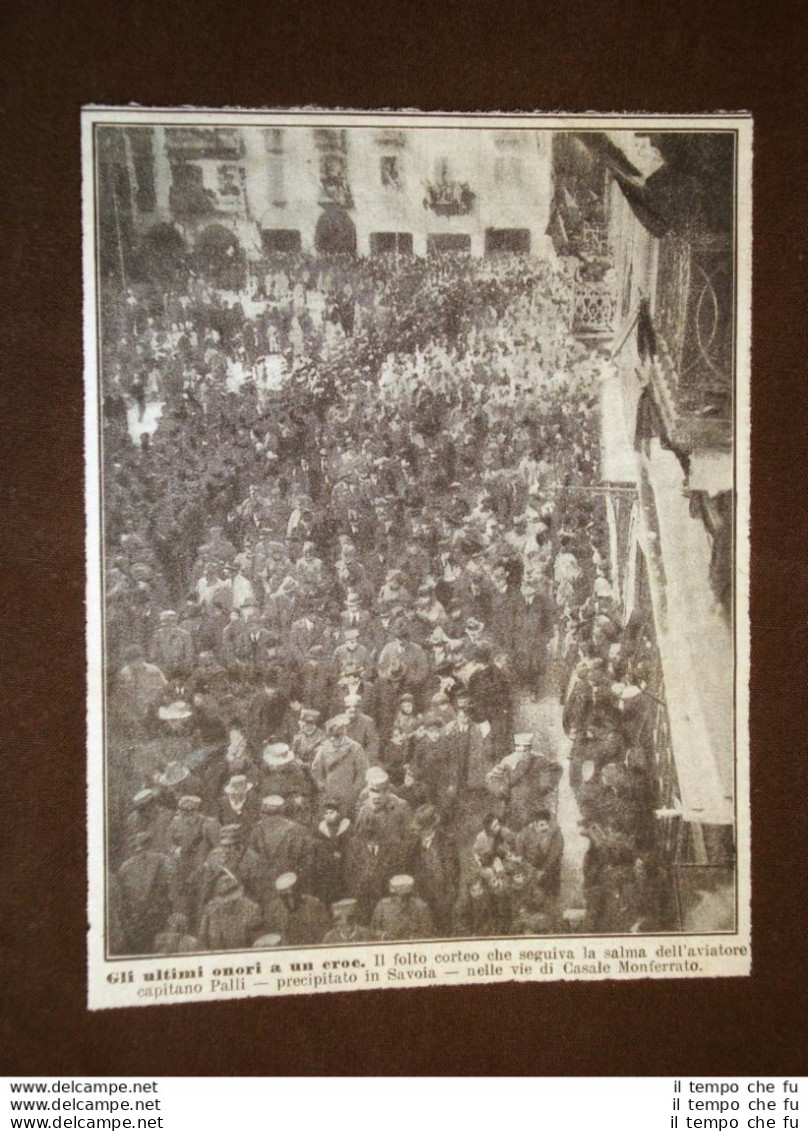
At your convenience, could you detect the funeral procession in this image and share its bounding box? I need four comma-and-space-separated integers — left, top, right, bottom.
92, 118, 738, 959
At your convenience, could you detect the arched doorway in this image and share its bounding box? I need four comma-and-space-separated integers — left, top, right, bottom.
195, 224, 245, 289
137, 223, 188, 285
314, 206, 357, 255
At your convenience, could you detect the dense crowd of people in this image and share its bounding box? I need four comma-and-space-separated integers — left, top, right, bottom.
101, 248, 668, 957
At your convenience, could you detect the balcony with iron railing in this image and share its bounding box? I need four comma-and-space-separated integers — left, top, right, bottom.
650, 233, 733, 453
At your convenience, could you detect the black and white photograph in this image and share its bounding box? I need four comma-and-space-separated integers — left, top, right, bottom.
83, 110, 751, 1007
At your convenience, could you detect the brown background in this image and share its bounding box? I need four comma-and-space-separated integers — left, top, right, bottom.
2, 0, 806, 1076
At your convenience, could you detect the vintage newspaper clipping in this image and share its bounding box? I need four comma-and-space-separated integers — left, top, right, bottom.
83, 109, 751, 1009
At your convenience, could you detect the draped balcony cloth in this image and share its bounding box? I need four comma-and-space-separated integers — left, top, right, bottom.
636, 443, 735, 826
599, 361, 639, 486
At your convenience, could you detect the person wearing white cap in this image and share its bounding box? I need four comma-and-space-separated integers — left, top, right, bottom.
354, 766, 413, 847
311, 715, 368, 817
250, 795, 314, 894
370, 875, 435, 941
262, 872, 330, 946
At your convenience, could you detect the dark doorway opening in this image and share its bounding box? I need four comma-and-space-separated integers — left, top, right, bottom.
136, 223, 188, 284
261, 229, 302, 254
485, 228, 531, 254
315, 207, 357, 255
195, 224, 245, 289
427, 233, 472, 255
370, 232, 414, 255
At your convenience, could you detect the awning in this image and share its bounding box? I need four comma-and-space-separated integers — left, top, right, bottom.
688, 449, 733, 497
637, 443, 735, 825
599, 361, 638, 485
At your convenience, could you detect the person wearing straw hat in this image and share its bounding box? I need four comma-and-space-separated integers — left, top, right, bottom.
311, 714, 368, 818
370, 874, 434, 942
260, 742, 314, 821
217, 773, 260, 836
124, 787, 174, 857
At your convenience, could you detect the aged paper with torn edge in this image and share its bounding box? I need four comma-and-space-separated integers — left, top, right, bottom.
83, 109, 751, 1009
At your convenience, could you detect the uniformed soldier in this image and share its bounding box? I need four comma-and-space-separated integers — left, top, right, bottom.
323, 898, 375, 944
370, 874, 435, 941
262, 872, 330, 946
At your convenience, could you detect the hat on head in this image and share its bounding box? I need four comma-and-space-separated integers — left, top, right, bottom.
158, 700, 194, 722
413, 804, 439, 831
261, 795, 286, 813
332, 898, 358, 914
514, 732, 534, 748
321, 796, 343, 813
252, 933, 283, 948
465, 617, 484, 633
299, 707, 321, 723
132, 788, 157, 807
389, 874, 415, 895
275, 872, 298, 893
365, 766, 390, 790
399, 692, 415, 705
224, 775, 253, 794
216, 874, 241, 897
421, 711, 444, 729
343, 627, 360, 641
157, 761, 190, 788
262, 742, 294, 767
159, 609, 178, 622
177, 795, 202, 812
326, 714, 350, 733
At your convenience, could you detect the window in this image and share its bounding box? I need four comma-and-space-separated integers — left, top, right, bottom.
264, 128, 284, 154
217, 165, 242, 198
494, 156, 525, 187
261, 229, 302, 254
380, 155, 401, 188
313, 128, 347, 152
370, 232, 413, 255
427, 233, 471, 255
485, 228, 531, 254
264, 129, 286, 206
